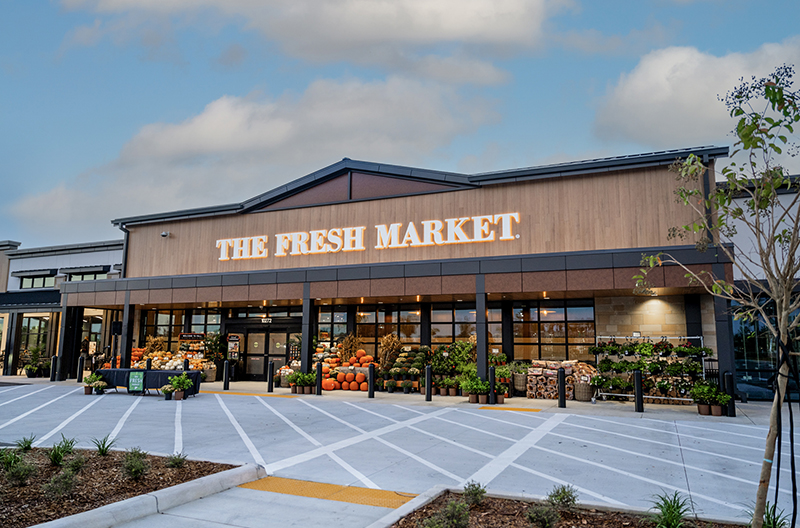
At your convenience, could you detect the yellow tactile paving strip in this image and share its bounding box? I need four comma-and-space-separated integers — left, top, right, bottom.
200, 390, 295, 398
240, 477, 417, 509
479, 406, 540, 412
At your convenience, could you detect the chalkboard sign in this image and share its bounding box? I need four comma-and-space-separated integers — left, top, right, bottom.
128, 371, 144, 392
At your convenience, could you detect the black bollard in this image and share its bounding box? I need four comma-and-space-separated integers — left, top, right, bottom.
77, 356, 85, 383
50, 357, 57, 382
368, 364, 375, 399
223, 360, 230, 391
183, 358, 189, 371
267, 361, 274, 393
316, 362, 322, 395
557, 367, 566, 408
55, 356, 63, 382
489, 366, 496, 405
146, 358, 152, 371
634, 369, 644, 413
425, 365, 432, 402
724, 371, 736, 417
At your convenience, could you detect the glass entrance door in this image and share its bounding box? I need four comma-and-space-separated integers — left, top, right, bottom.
238, 326, 302, 381
245, 332, 266, 379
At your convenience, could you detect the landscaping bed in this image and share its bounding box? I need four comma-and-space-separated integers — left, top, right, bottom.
0, 445, 235, 528
392, 491, 745, 528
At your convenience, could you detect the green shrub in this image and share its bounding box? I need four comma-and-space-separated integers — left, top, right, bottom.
67, 453, 86, 473
56, 434, 77, 454
747, 502, 790, 528
546, 484, 578, 510
47, 445, 66, 467
527, 503, 560, 528
0, 448, 23, 472
15, 434, 35, 452
421, 499, 469, 528
5, 459, 35, 487
42, 469, 77, 499
651, 491, 691, 528
91, 434, 117, 456
166, 452, 187, 468
462, 480, 486, 507
123, 447, 150, 480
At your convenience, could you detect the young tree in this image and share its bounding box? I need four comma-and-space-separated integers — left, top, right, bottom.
636, 65, 799, 528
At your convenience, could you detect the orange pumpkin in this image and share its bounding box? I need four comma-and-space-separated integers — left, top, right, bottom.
341, 381, 349, 390
322, 379, 333, 391
322, 366, 330, 374
345, 372, 355, 382
358, 357, 368, 365
337, 373, 346, 383
350, 381, 360, 391
355, 373, 366, 383
360, 382, 368, 391
356, 349, 366, 358
364, 355, 374, 363
333, 381, 341, 390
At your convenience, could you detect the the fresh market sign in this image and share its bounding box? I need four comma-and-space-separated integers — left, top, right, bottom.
215, 212, 519, 261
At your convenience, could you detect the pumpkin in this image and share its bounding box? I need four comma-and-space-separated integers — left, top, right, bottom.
360, 382, 368, 391
355, 373, 366, 383
364, 355, 374, 363
359, 357, 369, 365
333, 381, 341, 390
350, 381, 360, 390
355, 349, 365, 358
322, 379, 334, 391
345, 372, 355, 382
337, 373, 346, 383
341, 381, 349, 390
322, 366, 330, 374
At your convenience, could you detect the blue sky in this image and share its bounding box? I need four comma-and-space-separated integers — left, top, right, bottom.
2, 1, 799, 247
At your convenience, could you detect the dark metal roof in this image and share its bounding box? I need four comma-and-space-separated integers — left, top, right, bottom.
10, 269, 58, 278
6, 239, 124, 258
0, 290, 61, 310
110, 146, 730, 227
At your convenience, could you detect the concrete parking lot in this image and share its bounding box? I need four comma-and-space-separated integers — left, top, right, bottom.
1, 378, 797, 527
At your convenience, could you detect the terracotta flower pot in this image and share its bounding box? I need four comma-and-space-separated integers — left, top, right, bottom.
448, 388, 457, 397
174, 391, 184, 400
711, 405, 723, 416
304, 386, 312, 394
439, 388, 447, 396
496, 394, 504, 404
290, 385, 297, 393
84, 386, 93, 395
478, 394, 488, 404
697, 403, 711, 415
469, 394, 477, 404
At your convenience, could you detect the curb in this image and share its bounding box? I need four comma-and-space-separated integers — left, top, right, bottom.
33, 463, 266, 528
365, 485, 749, 528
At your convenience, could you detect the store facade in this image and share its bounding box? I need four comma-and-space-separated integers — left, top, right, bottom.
55, 146, 737, 384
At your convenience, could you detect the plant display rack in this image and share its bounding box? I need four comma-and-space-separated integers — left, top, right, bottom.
592, 335, 711, 405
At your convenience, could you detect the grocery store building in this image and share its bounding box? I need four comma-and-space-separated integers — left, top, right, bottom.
51, 146, 736, 384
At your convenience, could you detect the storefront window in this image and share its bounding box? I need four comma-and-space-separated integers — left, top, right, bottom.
18, 315, 49, 359
431, 303, 477, 344
190, 309, 222, 335
141, 309, 184, 351
19, 276, 55, 289
352, 304, 422, 356
512, 300, 594, 361
317, 306, 348, 347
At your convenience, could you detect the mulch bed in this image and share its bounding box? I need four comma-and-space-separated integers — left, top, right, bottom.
0, 448, 236, 528
392, 491, 745, 528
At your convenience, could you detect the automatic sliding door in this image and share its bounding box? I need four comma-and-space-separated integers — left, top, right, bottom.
246, 332, 266, 379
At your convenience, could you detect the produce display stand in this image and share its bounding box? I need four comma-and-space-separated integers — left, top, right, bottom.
95, 368, 202, 397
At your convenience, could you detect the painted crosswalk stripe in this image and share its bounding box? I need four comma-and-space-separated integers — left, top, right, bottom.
174, 400, 183, 455
216, 394, 266, 467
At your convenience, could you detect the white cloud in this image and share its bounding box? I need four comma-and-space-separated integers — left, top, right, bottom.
11, 76, 498, 240
61, 0, 569, 84
594, 38, 800, 149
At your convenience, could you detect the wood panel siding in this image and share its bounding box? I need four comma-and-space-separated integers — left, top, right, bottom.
125, 167, 699, 278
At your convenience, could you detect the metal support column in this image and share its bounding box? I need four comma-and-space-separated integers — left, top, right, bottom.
476, 275, 488, 381
300, 283, 312, 374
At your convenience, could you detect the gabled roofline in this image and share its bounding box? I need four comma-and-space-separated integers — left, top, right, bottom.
110, 146, 730, 227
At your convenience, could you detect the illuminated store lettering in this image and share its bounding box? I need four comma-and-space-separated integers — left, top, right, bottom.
216, 213, 519, 260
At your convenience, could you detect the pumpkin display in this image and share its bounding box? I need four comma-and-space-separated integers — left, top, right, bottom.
345, 372, 355, 382
355, 373, 366, 383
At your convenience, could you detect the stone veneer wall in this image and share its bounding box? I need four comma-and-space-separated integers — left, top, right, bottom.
594, 295, 717, 354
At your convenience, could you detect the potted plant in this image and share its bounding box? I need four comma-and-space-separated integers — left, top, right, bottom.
302, 372, 315, 394
448, 379, 458, 397
161, 384, 175, 400
407, 367, 420, 381
84, 373, 101, 395
390, 367, 402, 381
439, 378, 450, 396
40, 359, 52, 378
495, 383, 507, 404
401, 380, 413, 394
689, 381, 715, 415
711, 390, 731, 416
656, 379, 671, 396
285, 372, 299, 393
385, 380, 397, 393
168, 372, 193, 400
92, 380, 108, 395
475, 380, 491, 404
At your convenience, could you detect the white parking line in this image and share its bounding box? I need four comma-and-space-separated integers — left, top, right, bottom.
257, 397, 380, 489
109, 396, 143, 440
34, 394, 106, 447
0, 386, 23, 395
0, 386, 53, 408
0, 388, 81, 431
174, 400, 183, 455
465, 414, 566, 486
215, 394, 266, 467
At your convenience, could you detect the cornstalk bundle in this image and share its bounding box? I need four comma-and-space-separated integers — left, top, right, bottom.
378, 333, 403, 371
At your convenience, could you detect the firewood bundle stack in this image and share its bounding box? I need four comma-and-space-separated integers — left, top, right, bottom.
526, 360, 596, 399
